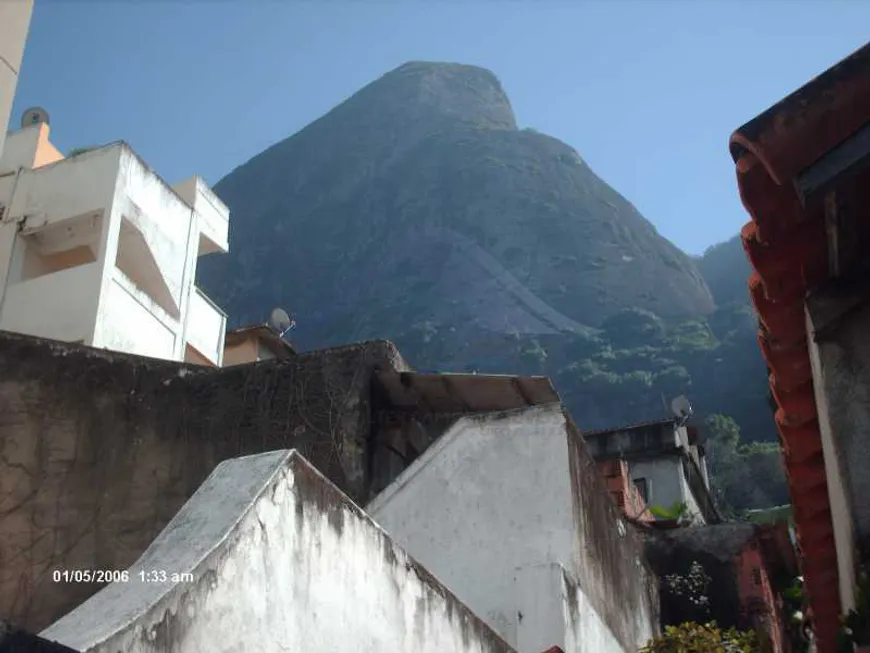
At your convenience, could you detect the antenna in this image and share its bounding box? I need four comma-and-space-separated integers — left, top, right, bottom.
21, 107, 50, 129
268, 307, 296, 338
670, 395, 693, 424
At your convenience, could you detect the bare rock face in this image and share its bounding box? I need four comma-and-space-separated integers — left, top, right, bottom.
200, 61, 713, 342
198, 62, 751, 433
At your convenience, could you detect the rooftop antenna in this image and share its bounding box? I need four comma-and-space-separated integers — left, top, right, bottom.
21, 107, 50, 129
670, 395, 693, 425
268, 307, 296, 338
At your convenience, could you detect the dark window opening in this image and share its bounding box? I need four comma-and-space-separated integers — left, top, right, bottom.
633, 477, 650, 504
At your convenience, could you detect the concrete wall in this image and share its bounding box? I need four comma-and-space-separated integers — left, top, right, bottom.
807, 299, 870, 603
223, 336, 259, 366
0, 261, 101, 342
98, 275, 177, 359
0, 331, 407, 631
41, 450, 516, 653
627, 457, 686, 511
0, 124, 64, 174
368, 405, 658, 653
0, 0, 33, 158
513, 563, 625, 653
185, 287, 225, 365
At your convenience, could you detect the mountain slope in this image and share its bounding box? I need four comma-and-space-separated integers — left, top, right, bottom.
697, 235, 752, 307
198, 61, 768, 435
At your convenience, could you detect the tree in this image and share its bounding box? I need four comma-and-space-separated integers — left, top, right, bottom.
703, 414, 788, 511
601, 307, 667, 349
640, 622, 761, 653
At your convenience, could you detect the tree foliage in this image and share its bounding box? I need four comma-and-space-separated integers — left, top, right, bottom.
601, 307, 667, 349
703, 414, 788, 511
641, 622, 760, 653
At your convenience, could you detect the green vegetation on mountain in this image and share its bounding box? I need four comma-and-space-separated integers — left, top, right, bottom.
199, 61, 782, 509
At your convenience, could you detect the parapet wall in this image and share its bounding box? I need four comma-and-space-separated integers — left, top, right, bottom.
369, 405, 659, 652
40, 450, 516, 653
566, 415, 660, 650
0, 331, 405, 631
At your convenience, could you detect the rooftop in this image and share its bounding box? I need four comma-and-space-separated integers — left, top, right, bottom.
730, 39, 870, 653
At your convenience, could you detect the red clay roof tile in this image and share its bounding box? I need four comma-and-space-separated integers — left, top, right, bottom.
730, 42, 870, 653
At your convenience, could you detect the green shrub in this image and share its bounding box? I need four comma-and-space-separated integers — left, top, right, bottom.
640, 621, 760, 652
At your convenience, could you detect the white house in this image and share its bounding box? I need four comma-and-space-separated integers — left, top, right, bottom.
0, 119, 230, 366
367, 402, 659, 653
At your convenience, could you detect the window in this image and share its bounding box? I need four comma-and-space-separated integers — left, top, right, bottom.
633, 477, 650, 503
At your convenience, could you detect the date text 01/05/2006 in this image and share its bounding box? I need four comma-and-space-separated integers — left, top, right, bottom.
52, 569, 195, 584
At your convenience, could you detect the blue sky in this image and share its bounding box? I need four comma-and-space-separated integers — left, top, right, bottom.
12, 0, 870, 254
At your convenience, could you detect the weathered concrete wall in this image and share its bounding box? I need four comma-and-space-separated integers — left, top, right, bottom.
513, 563, 625, 653
0, 331, 407, 631
565, 416, 660, 651
625, 457, 687, 511
368, 405, 658, 653
809, 301, 870, 565
642, 523, 756, 631
41, 450, 516, 653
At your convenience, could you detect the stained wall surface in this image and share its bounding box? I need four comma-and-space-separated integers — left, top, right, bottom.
41, 450, 516, 653
368, 405, 659, 653
0, 331, 406, 631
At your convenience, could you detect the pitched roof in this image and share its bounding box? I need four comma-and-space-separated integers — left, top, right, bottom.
582, 416, 678, 438
374, 371, 559, 413
729, 40, 870, 653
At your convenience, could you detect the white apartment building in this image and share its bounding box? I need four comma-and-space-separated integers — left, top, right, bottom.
0, 119, 229, 366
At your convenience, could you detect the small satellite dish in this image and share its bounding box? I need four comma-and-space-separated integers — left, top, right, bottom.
21, 107, 50, 129
268, 307, 295, 337
670, 395, 694, 422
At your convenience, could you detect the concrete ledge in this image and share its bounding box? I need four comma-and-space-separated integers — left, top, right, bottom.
42, 450, 515, 653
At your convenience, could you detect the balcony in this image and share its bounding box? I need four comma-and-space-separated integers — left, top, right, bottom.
172, 176, 229, 256
0, 263, 102, 343
185, 286, 226, 366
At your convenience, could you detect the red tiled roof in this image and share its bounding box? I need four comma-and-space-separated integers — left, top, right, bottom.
729, 41, 870, 653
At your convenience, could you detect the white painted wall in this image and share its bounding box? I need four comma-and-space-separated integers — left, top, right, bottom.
42, 450, 516, 653
629, 458, 692, 510
0, 261, 101, 342
95, 276, 177, 360
186, 286, 226, 365
0, 124, 41, 173
368, 405, 655, 653
562, 570, 625, 653
2, 145, 121, 230
0, 138, 230, 365
172, 175, 229, 254
112, 148, 194, 318
0, 0, 33, 159
369, 406, 575, 649
512, 563, 624, 653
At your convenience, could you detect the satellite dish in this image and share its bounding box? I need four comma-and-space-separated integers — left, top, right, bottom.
268, 308, 295, 337
670, 395, 694, 421
21, 107, 50, 129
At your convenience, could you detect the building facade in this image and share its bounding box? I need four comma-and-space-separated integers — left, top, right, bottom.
368, 402, 659, 653
222, 323, 296, 366
583, 418, 719, 525
0, 0, 33, 160
730, 40, 870, 653
0, 121, 230, 366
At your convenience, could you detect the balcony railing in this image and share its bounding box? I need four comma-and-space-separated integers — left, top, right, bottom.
186, 287, 227, 365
